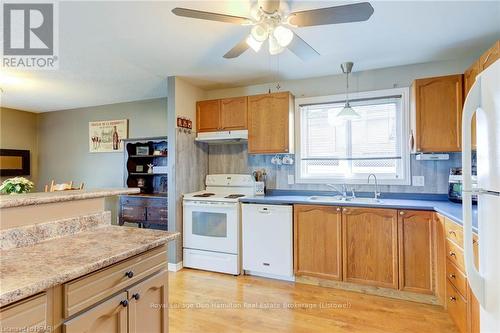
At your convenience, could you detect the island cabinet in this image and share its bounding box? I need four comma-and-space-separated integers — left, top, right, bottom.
196, 97, 248, 132
247, 92, 294, 154
342, 207, 399, 289
411, 74, 464, 153
293, 205, 342, 281
398, 210, 434, 294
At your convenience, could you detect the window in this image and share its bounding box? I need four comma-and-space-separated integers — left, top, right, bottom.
295, 88, 410, 185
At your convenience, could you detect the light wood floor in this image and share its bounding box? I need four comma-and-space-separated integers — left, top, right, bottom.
169, 269, 458, 333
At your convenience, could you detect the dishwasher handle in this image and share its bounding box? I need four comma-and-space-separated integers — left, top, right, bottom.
258, 207, 272, 214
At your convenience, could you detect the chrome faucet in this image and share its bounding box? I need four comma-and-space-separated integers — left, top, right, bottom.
367, 174, 380, 200
326, 184, 348, 199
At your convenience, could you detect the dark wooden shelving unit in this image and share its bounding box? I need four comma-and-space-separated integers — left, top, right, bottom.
120, 136, 168, 230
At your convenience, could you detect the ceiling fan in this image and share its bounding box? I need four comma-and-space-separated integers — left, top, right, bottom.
172, 1, 374, 60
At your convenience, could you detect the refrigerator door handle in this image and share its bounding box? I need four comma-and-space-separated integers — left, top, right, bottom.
462, 77, 485, 306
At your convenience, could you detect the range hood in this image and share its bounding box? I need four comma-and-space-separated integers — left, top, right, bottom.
195, 130, 248, 144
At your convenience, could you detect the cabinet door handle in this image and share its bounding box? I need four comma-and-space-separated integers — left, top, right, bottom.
449, 273, 456, 279
449, 296, 457, 302
449, 251, 456, 257
132, 293, 140, 300
336, 207, 341, 212
448, 230, 456, 235
125, 271, 134, 278
399, 211, 405, 216
120, 300, 129, 307
342, 208, 348, 213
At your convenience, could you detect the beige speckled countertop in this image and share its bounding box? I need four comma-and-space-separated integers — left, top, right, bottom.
0, 226, 179, 307
0, 188, 140, 209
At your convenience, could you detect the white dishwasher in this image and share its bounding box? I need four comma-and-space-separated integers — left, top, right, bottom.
241, 203, 293, 280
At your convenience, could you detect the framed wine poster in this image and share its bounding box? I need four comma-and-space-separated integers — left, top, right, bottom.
89, 119, 128, 152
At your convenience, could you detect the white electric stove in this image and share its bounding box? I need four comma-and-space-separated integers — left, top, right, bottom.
183, 174, 254, 275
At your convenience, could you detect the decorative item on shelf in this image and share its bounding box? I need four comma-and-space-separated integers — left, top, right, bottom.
152, 165, 168, 174
135, 146, 150, 156
271, 154, 282, 165
282, 154, 294, 165
89, 119, 128, 153
153, 149, 167, 156
147, 164, 154, 174
135, 165, 144, 172
159, 176, 168, 193
0, 177, 34, 195
136, 177, 146, 188
177, 116, 192, 134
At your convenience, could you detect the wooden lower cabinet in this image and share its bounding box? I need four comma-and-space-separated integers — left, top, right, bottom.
342, 207, 399, 289
447, 282, 468, 333
398, 210, 433, 294
293, 205, 342, 280
63, 292, 128, 333
128, 269, 168, 333
0, 293, 48, 333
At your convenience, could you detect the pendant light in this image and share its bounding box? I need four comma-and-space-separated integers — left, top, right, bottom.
337, 62, 361, 119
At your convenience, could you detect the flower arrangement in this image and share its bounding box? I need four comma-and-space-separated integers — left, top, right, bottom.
0, 177, 35, 195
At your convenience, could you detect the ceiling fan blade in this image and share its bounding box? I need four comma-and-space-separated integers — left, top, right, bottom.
258, 0, 280, 14
172, 7, 252, 25
223, 38, 250, 59
287, 33, 320, 61
288, 2, 374, 27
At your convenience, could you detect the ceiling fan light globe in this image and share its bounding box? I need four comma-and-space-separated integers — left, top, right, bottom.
251, 24, 269, 42
246, 34, 263, 52
268, 34, 285, 55
273, 25, 293, 47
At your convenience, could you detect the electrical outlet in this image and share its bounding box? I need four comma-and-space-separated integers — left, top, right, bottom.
288, 174, 295, 185
412, 176, 425, 187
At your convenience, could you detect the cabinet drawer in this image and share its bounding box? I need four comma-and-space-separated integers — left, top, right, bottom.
0, 293, 47, 333
445, 218, 464, 248
147, 207, 168, 222
121, 206, 146, 221
64, 245, 167, 318
446, 259, 467, 298
446, 239, 465, 272
447, 282, 467, 333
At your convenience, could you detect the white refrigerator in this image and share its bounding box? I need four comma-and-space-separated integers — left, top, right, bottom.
462, 58, 500, 332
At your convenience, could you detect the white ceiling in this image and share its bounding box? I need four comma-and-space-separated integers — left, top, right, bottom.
1, 1, 499, 112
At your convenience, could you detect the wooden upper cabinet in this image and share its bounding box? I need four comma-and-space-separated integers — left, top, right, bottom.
128, 269, 168, 333
294, 205, 342, 281
398, 210, 433, 294
479, 40, 499, 71
342, 207, 399, 289
248, 92, 294, 154
64, 292, 128, 333
464, 61, 479, 150
220, 97, 248, 130
412, 74, 463, 152
196, 99, 221, 132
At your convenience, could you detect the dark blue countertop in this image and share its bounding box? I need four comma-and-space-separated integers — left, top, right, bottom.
240, 190, 478, 233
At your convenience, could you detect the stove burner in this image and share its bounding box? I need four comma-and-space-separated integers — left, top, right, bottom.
193, 193, 215, 198
224, 194, 245, 199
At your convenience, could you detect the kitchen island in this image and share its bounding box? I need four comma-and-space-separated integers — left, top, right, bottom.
0, 189, 179, 333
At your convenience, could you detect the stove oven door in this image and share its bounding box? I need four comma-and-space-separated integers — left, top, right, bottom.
183, 200, 239, 254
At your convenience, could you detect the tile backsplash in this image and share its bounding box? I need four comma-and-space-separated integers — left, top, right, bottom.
208, 144, 463, 194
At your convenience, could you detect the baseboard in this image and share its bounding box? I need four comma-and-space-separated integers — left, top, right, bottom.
296, 275, 440, 305
244, 270, 295, 282
168, 261, 183, 272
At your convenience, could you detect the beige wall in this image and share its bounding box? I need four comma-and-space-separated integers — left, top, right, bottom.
204, 58, 475, 100
0, 107, 39, 185
37, 98, 168, 223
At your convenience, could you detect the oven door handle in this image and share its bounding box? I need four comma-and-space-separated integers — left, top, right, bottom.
183, 201, 238, 209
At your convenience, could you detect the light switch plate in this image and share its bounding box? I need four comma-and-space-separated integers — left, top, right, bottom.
288, 174, 295, 185
412, 176, 425, 187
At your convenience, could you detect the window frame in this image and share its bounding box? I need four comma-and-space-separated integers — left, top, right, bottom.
294, 87, 411, 185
